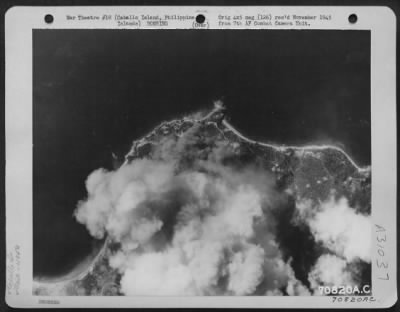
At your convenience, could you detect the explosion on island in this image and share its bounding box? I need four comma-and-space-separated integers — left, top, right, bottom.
34, 103, 371, 296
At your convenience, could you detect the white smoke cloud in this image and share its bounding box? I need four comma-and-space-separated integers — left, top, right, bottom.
227, 244, 265, 295
297, 196, 371, 263
75, 150, 297, 295
308, 254, 356, 291
293, 195, 371, 294
73, 120, 371, 296
120, 249, 194, 295
75, 160, 175, 240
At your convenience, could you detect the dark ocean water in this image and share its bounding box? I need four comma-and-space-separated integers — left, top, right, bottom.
33, 29, 370, 277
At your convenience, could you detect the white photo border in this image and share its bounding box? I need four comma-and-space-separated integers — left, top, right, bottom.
5, 5, 397, 308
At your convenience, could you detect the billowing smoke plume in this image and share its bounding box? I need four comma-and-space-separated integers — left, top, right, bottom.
295, 196, 371, 293
307, 197, 371, 263
74, 115, 371, 296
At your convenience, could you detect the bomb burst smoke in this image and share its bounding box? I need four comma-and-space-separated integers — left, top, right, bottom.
38, 103, 371, 296
73, 103, 371, 296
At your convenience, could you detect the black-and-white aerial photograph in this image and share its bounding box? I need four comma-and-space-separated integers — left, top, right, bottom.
32, 29, 371, 296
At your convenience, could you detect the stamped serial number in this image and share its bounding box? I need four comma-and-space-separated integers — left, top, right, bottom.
319, 285, 371, 295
